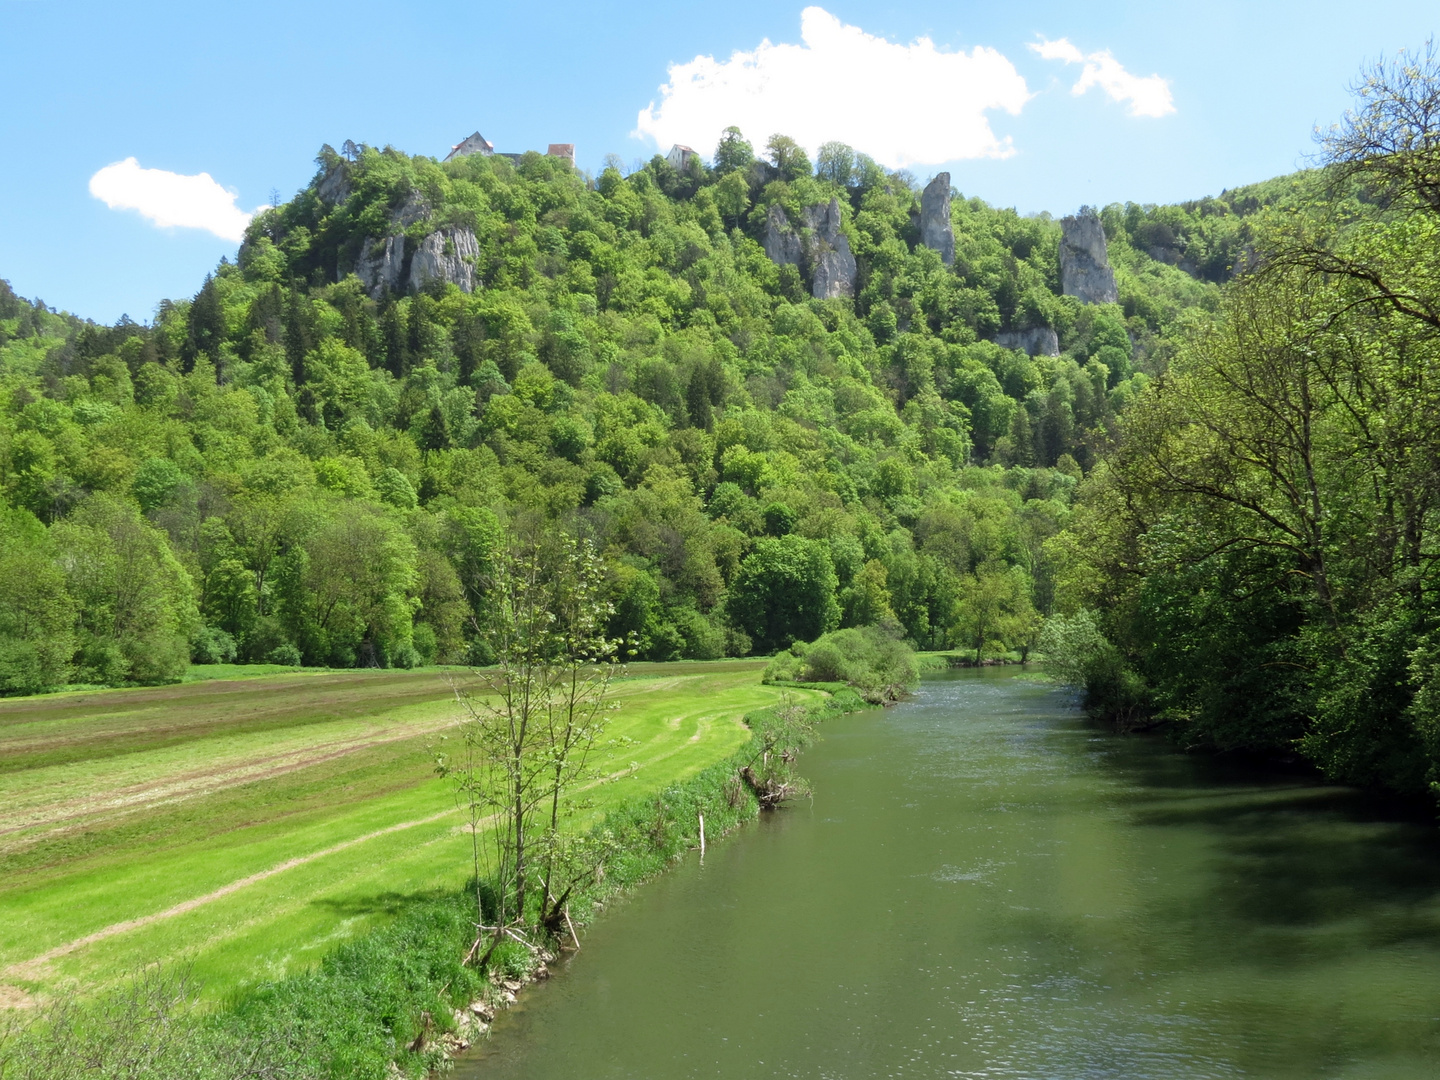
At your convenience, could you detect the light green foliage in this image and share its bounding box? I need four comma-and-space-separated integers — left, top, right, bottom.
764, 623, 918, 703
53, 496, 197, 684
1052, 46, 1440, 801
0, 507, 75, 693
0, 125, 1219, 691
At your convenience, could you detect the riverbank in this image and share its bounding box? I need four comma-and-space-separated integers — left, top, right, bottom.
0, 685, 867, 1079
452, 669, 1440, 1080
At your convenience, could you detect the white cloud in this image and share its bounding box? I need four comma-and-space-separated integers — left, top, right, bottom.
89, 158, 257, 242
635, 6, 1030, 168
1029, 37, 1175, 119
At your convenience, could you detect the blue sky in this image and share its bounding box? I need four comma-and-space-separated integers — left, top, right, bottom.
2, 0, 1436, 324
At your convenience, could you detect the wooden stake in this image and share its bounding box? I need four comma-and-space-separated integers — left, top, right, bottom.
565, 906, 581, 952
698, 810, 706, 858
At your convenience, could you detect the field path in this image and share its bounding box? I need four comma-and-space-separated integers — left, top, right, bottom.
0, 663, 785, 1005
0, 698, 743, 981
1, 804, 462, 981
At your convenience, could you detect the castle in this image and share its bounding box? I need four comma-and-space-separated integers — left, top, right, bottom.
444, 132, 574, 168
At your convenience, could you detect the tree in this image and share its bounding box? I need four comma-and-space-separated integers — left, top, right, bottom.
714, 170, 749, 230
1323, 40, 1440, 217
815, 141, 857, 187
0, 507, 75, 694
53, 495, 197, 684
953, 561, 1038, 664
727, 536, 840, 653
765, 134, 812, 182
713, 126, 754, 175
280, 501, 418, 667
438, 529, 618, 961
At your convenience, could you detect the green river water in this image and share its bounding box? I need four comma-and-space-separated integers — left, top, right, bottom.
459, 669, 1440, 1078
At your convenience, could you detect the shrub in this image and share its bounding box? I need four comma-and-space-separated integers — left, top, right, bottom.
763, 624, 918, 704
266, 643, 303, 667
1039, 610, 1148, 726
191, 627, 238, 665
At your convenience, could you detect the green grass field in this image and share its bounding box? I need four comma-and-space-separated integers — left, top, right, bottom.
0, 661, 811, 1009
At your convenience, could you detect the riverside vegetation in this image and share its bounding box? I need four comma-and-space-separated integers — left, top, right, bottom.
1042, 46, 1440, 805
5, 41, 1440, 1080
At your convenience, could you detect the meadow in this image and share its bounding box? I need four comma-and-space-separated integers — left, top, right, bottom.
0, 660, 809, 1009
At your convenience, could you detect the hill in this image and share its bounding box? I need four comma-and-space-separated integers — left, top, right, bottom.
0, 130, 1237, 689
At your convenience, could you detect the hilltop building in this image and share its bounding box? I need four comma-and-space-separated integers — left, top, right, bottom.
444, 132, 494, 162
444, 131, 576, 169
666, 144, 698, 172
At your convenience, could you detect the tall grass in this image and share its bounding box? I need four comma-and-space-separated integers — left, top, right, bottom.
0, 690, 867, 1080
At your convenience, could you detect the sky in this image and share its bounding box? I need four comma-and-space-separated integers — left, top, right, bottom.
1, 0, 1436, 325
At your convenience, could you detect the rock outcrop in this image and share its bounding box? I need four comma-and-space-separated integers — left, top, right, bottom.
1059, 210, 1119, 304
356, 235, 407, 297
317, 162, 350, 206
763, 199, 856, 299
920, 173, 954, 265
393, 190, 429, 228
350, 188, 478, 298
408, 228, 480, 293
764, 204, 803, 268
992, 327, 1060, 357
803, 198, 856, 300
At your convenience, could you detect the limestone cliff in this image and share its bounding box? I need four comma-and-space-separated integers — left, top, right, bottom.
803, 199, 856, 300
356, 236, 407, 297
920, 173, 954, 265
992, 327, 1060, 357
763, 199, 856, 299
316, 161, 351, 206
351, 188, 478, 298
408, 228, 480, 293
1059, 210, 1118, 304
763, 205, 803, 268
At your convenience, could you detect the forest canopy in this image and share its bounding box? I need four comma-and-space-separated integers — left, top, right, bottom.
0, 121, 1243, 695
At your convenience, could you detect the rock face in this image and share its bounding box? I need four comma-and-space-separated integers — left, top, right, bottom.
317, 162, 350, 206
764, 204, 803, 268
803, 199, 856, 299
356, 235, 408, 297
408, 228, 480, 293
1059, 210, 1119, 304
763, 199, 856, 299
992, 327, 1060, 357
393, 190, 430, 228
920, 173, 954, 265
351, 188, 478, 298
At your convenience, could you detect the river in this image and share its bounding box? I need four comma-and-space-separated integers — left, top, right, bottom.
458, 669, 1440, 1078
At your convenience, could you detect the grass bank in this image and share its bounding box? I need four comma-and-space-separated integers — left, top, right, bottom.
0, 688, 868, 1079
0, 660, 787, 1007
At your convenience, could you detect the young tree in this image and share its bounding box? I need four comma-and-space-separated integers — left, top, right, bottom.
438, 528, 618, 961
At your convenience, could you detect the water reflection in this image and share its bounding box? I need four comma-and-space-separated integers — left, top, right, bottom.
457, 669, 1440, 1079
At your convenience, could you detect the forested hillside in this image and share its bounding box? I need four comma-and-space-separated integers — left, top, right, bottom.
0, 129, 1221, 694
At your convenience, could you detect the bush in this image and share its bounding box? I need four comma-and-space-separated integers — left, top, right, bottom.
1039, 610, 1148, 727
266, 643, 303, 667
191, 627, 238, 665
763, 624, 918, 704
